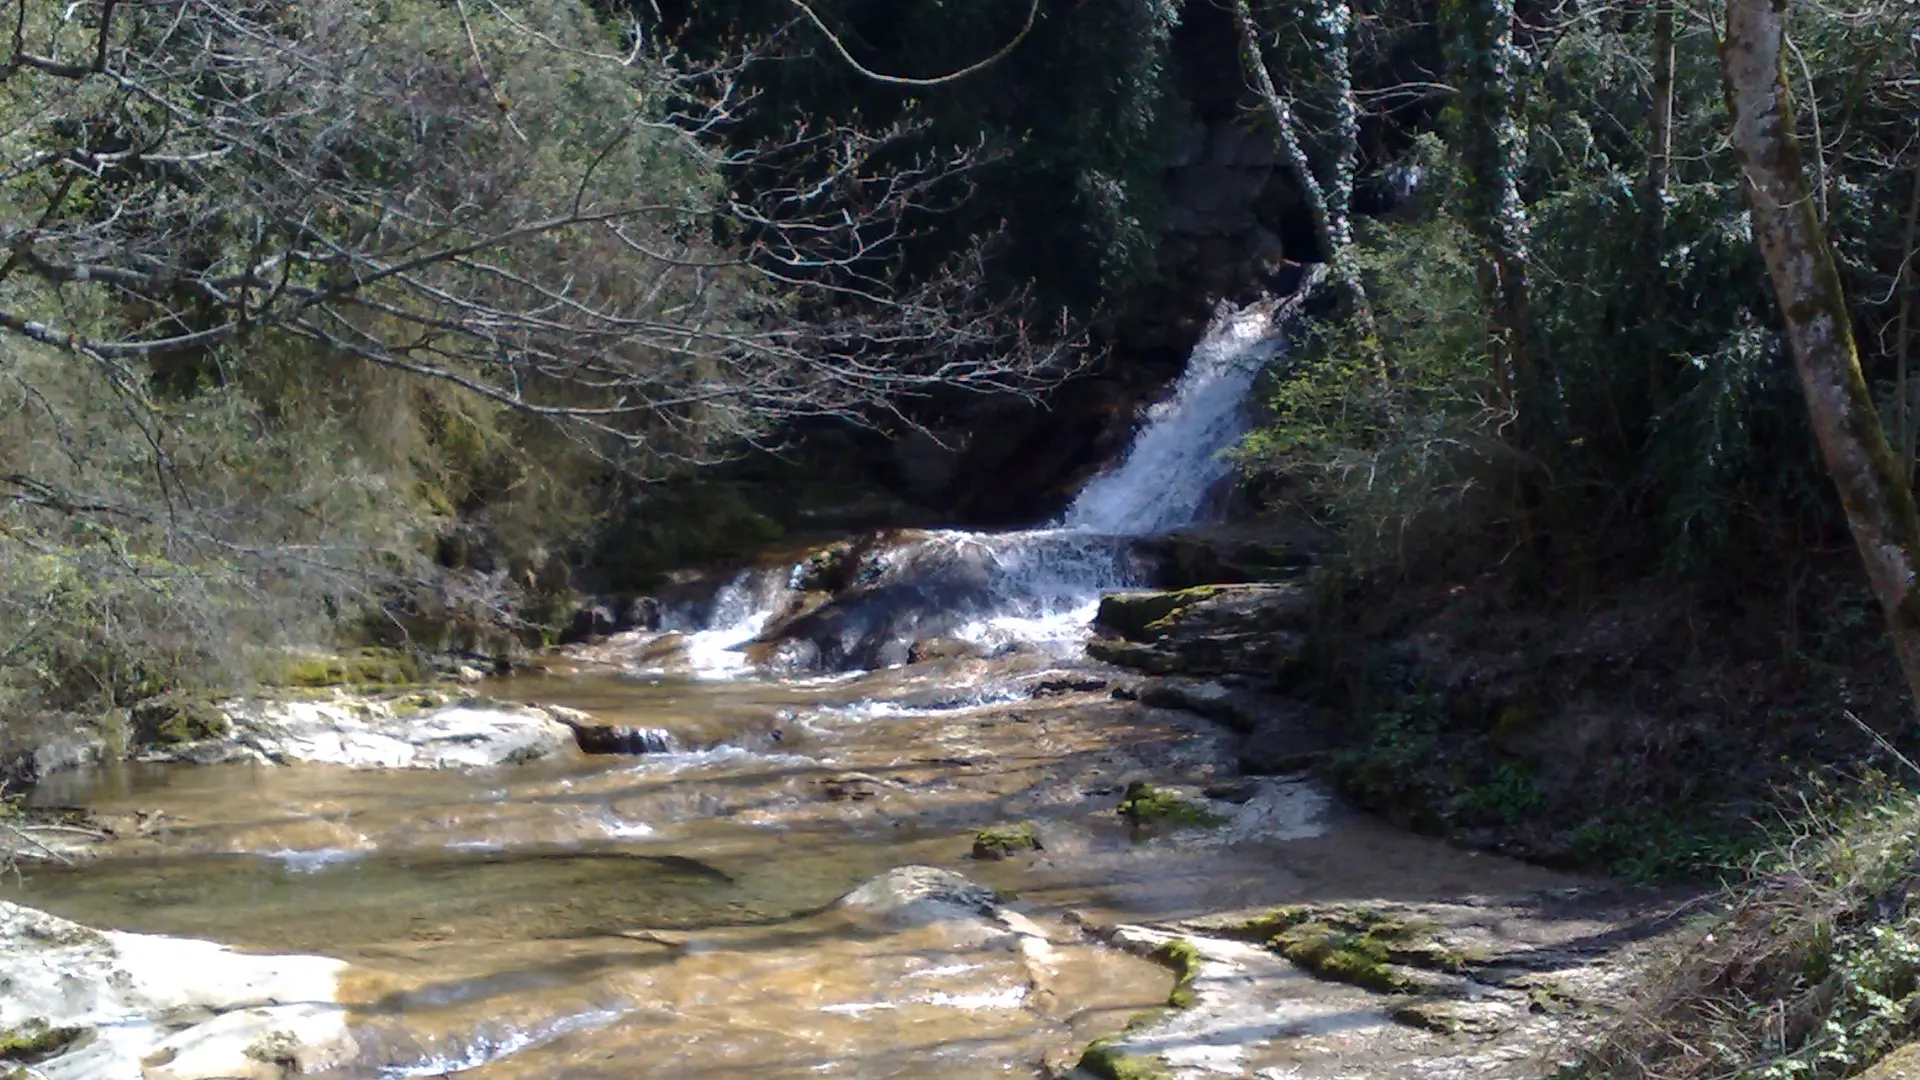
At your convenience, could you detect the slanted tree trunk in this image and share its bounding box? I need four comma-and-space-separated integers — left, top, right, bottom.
1231, 0, 1382, 373
1722, 0, 1920, 709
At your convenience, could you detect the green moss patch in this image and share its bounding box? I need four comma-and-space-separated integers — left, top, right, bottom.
0, 1022, 85, 1064
1118, 782, 1225, 828
128, 694, 231, 746
1151, 938, 1205, 1008
264, 648, 422, 688
1076, 1038, 1172, 1080
1231, 904, 1472, 993
971, 822, 1041, 860
1095, 586, 1235, 641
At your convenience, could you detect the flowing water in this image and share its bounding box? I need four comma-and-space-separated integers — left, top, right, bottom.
5, 305, 1582, 1079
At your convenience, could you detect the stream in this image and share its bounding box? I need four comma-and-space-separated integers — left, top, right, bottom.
4, 306, 1586, 1080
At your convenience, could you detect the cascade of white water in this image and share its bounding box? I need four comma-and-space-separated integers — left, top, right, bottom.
1059, 304, 1285, 535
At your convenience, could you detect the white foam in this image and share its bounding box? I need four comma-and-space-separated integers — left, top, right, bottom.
256, 848, 366, 874
919, 986, 1028, 1010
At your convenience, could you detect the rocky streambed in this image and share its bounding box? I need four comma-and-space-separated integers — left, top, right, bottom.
2, 618, 1689, 1080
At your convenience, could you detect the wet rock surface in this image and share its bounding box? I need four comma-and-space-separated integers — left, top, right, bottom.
1091, 583, 1313, 679
0, 901, 354, 1080
1056, 889, 1690, 1080
132, 693, 581, 770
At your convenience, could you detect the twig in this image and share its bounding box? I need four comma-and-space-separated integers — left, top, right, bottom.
1844, 709, 1920, 781
454, 0, 527, 144
781, 0, 1039, 86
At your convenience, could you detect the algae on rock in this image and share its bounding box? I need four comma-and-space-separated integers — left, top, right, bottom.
0, 1021, 84, 1064
1118, 782, 1225, 828
1231, 903, 1474, 994
1075, 1038, 1173, 1080
1150, 938, 1205, 1009
972, 822, 1042, 860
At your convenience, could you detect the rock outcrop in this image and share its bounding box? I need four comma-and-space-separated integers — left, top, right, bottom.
0, 903, 353, 1080
1088, 583, 1312, 679
136, 694, 580, 770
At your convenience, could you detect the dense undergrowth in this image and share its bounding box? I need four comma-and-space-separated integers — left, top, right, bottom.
1575, 781, 1920, 1079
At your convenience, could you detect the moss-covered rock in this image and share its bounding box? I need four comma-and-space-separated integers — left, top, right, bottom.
128, 694, 230, 746
263, 648, 422, 688
1230, 904, 1472, 994
1151, 938, 1204, 1009
1095, 586, 1233, 642
1085, 638, 1180, 673
0, 1021, 84, 1064
971, 822, 1041, 860
1117, 782, 1225, 828
1076, 1039, 1171, 1080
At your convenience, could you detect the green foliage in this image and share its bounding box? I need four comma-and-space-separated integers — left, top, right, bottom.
0, 0, 742, 716
1579, 790, 1920, 1080
1241, 140, 1507, 565
1242, 0, 1916, 585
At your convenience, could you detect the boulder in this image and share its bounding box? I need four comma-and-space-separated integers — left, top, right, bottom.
836, 866, 999, 927
1095, 583, 1314, 643
0, 714, 108, 793
1139, 523, 1325, 589
907, 636, 983, 664
1090, 583, 1314, 680
0, 902, 354, 1080
129, 695, 231, 747
139, 694, 580, 770
1137, 678, 1278, 733
972, 822, 1043, 860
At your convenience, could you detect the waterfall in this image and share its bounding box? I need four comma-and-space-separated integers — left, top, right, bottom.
655, 301, 1287, 676
1060, 304, 1284, 535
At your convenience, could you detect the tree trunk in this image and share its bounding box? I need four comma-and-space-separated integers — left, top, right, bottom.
1895, 151, 1920, 486
1443, 0, 1552, 450
1644, 0, 1676, 410
1645, 0, 1675, 218
1722, 0, 1920, 710
1231, 0, 1382, 372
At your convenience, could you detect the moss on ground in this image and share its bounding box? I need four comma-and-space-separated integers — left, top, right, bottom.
263, 648, 422, 688
1095, 587, 1233, 641
0, 1022, 84, 1063
1076, 1038, 1172, 1080
1150, 938, 1205, 1009
1230, 904, 1473, 994
971, 821, 1041, 860
1118, 782, 1224, 828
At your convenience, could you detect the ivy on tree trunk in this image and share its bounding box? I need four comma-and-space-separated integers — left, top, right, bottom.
1722, 0, 1920, 711
1442, 0, 1553, 450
